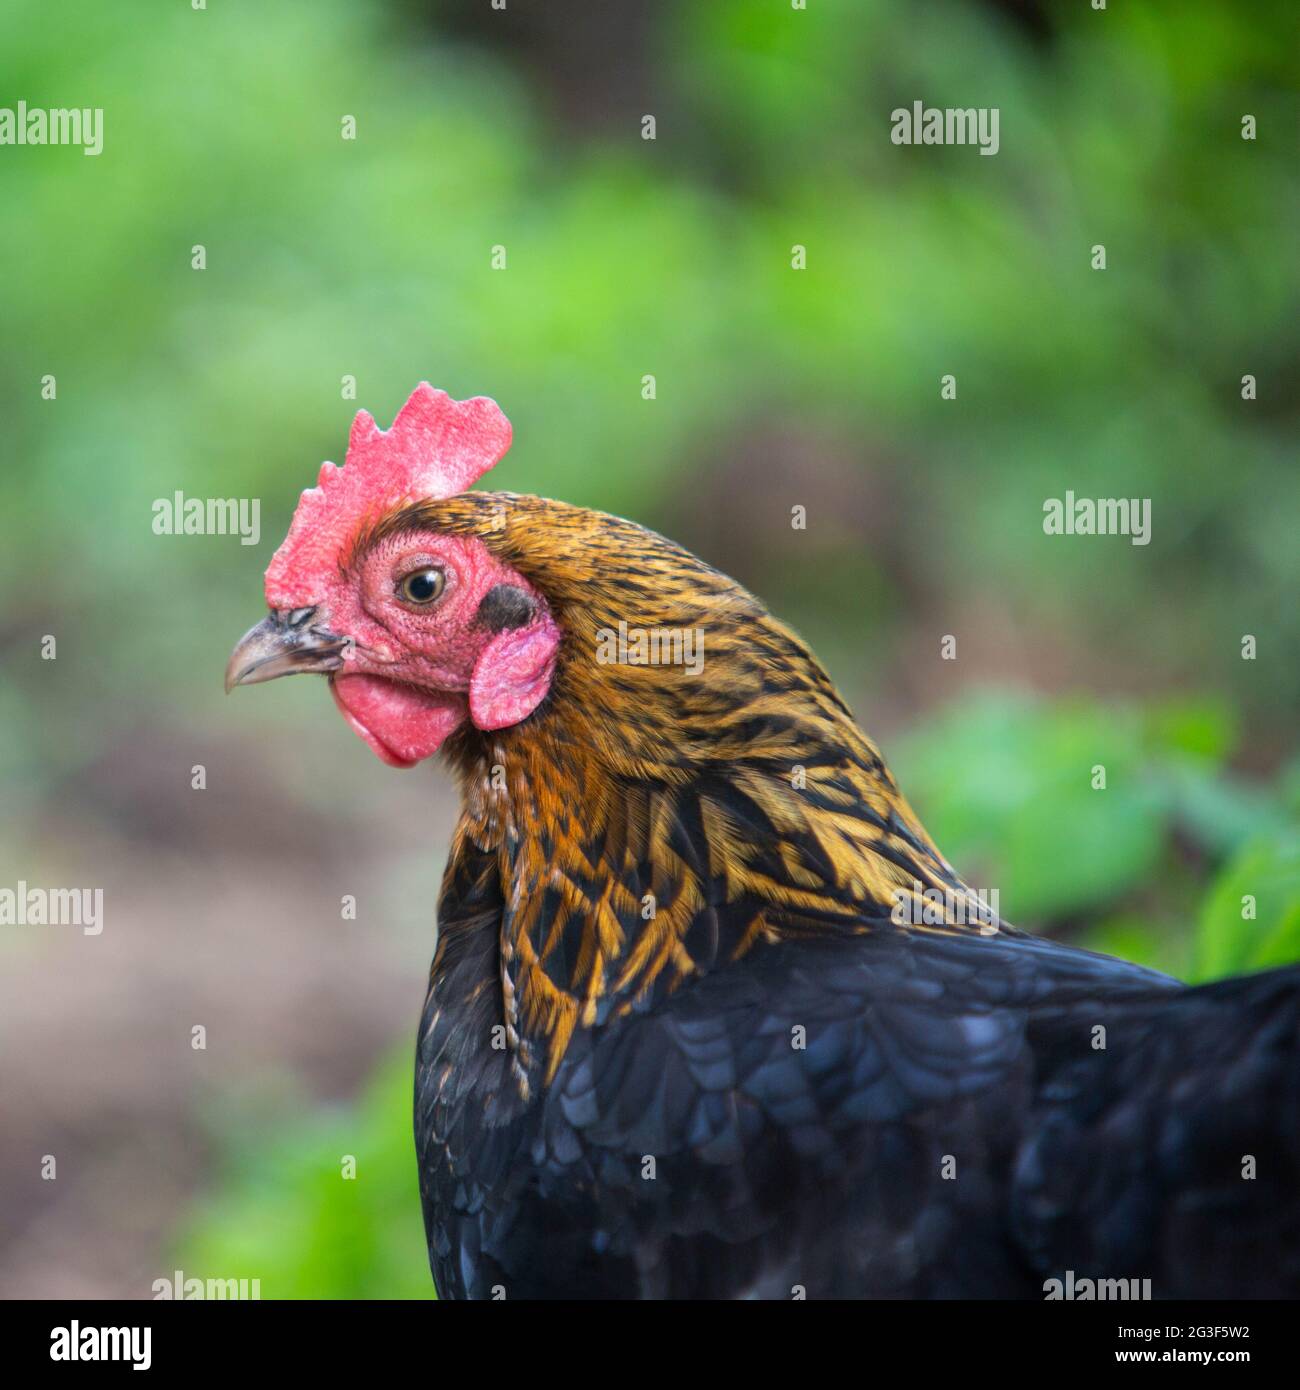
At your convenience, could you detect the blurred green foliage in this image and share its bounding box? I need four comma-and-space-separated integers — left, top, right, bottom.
2, 0, 1295, 1298
179, 1053, 432, 1300
2, 0, 1296, 776
1193, 831, 1300, 981
892, 688, 1299, 977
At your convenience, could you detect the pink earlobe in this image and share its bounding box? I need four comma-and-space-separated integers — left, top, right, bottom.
469, 614, 561, 732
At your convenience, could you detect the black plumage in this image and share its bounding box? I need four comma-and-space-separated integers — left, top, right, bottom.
407, 496, 1300, 1300
418, 835, 1300, 1297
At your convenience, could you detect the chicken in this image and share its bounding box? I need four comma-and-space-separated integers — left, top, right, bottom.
226, 384, 1300, 1299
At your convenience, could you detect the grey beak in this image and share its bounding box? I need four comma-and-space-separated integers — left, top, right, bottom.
225, 608, 349, 693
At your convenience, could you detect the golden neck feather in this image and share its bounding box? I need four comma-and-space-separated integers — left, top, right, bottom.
417, 493, 992, 1081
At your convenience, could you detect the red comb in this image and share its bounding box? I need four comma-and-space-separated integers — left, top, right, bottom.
264, 384, 512, 609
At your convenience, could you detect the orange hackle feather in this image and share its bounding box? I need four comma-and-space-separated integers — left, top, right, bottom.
374, 490, 1001, 1087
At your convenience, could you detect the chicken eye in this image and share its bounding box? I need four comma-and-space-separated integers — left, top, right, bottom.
398, 567, 446, 605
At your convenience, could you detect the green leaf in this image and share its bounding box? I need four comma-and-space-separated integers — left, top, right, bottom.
174, 1052, 434, 1300
1191, 831, 1300, 982
895, 690, 1166, 920
1145, 697, 1236, 763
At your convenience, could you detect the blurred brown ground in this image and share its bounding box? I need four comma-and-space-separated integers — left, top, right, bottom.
0, 721, 457, 1297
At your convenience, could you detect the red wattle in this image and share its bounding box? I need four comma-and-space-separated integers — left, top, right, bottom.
330, 674, 467, 768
